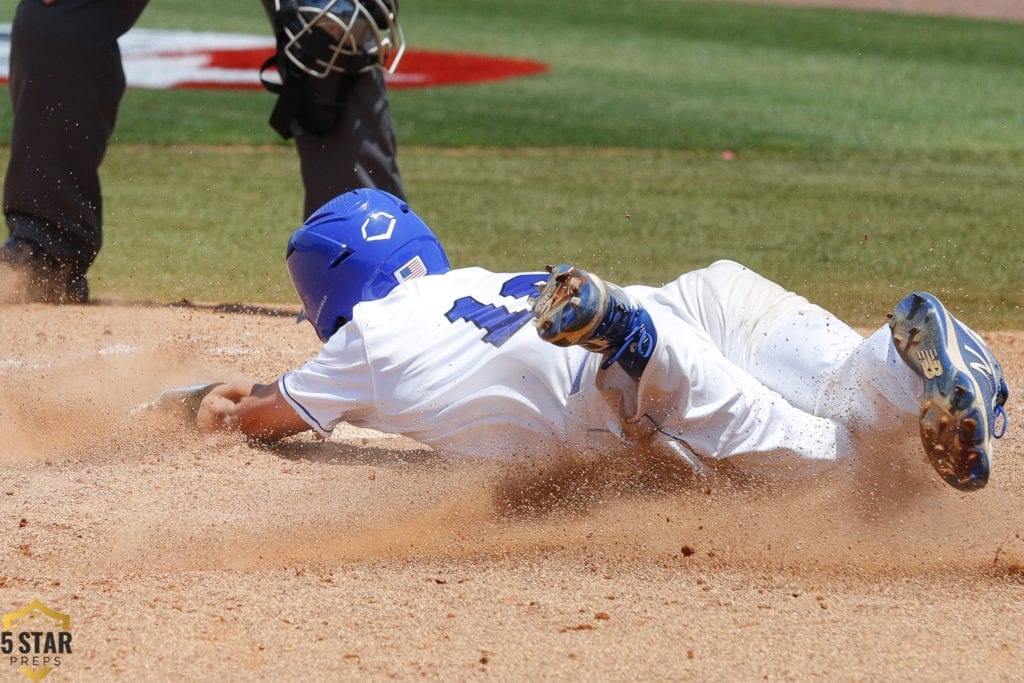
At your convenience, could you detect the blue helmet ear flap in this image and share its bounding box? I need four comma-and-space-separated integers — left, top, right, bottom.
286, 189, 450, 342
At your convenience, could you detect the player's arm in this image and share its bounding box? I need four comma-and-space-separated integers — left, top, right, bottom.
197, 380, 311, 442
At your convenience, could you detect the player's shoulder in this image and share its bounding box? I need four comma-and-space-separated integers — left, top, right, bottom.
357, 267, 547, 318
411, 266, 545, 292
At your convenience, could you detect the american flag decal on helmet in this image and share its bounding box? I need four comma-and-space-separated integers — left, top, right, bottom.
395, 255, 428, 282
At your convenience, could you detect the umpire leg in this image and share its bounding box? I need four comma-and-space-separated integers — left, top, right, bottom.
258, 0, 405, 218
294, 68, 406, 217
3, 0, 148, 275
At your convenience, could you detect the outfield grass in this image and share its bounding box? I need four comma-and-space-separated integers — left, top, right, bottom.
25, 144, 1014, 328
0, 1, 1021, 325
5, 1, 1021, 153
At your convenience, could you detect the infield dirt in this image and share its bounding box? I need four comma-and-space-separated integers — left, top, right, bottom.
2, 0, 1023, 680
1, 299, 1022, 679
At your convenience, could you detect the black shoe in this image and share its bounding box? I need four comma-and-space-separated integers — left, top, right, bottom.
0, 236, 89, 304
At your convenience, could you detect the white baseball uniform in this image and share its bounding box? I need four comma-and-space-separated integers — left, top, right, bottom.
279, 260, 922, 476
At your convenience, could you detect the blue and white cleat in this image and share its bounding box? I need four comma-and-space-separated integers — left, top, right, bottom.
531, 264, 657, 380
889, 292, 1009, 491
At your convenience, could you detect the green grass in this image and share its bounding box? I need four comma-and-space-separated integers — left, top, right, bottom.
0, 1, 1021, 326
392, 0, 1024, 153
41, 145, 1017, 328
4, 1, 1024, 152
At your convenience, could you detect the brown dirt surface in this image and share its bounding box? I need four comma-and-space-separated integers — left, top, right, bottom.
1, 298, 1022, 680
2, 2, 1023, 680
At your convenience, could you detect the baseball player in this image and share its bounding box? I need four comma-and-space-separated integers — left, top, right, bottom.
184, 189, 1009, 492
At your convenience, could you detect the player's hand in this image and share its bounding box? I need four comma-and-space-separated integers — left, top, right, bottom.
196, 382, 255, 433
196, 381, 309, 442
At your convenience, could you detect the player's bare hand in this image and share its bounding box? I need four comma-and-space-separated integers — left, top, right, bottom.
195, 380, 309, 441
196, 381, 255, 433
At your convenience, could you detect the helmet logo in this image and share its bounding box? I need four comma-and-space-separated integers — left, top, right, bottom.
361, 211, 397, 241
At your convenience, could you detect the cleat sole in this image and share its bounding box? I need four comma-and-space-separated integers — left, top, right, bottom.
890, 293, 991, 490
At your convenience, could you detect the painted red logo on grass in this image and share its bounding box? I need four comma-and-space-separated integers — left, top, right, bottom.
0, 26, 548, 90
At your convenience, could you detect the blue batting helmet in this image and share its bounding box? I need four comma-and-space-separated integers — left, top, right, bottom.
286, 188, 451, 342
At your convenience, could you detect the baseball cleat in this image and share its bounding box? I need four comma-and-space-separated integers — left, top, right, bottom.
889, 292, 1009, 491
531, 264, 657, 380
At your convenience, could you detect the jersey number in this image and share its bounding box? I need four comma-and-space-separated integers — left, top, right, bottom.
444, 273, 545, 347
